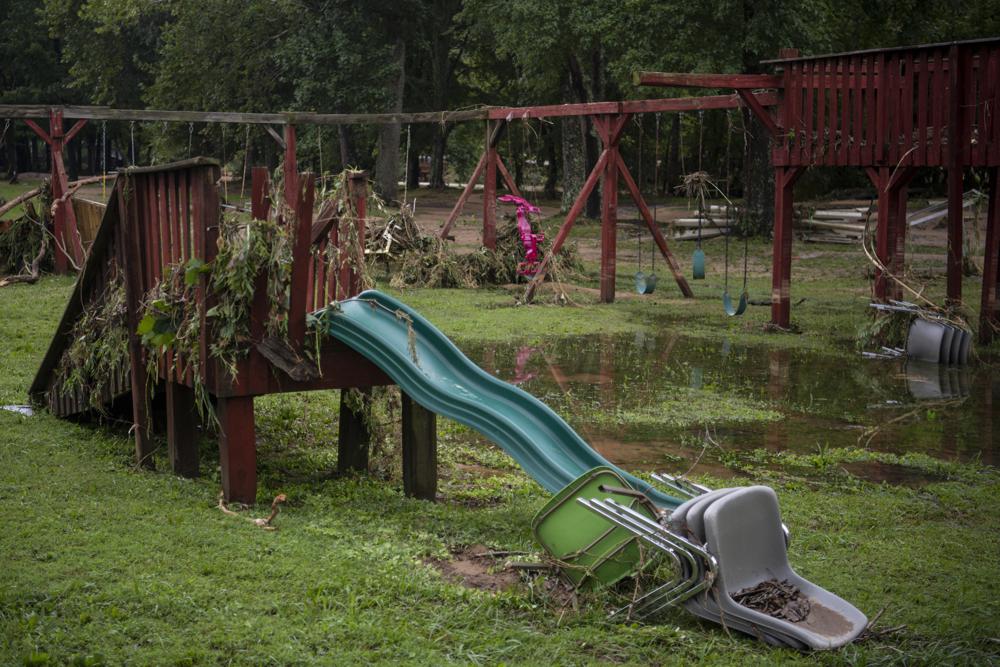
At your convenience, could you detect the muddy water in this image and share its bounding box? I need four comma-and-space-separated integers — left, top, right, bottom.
460, 332, 998, 479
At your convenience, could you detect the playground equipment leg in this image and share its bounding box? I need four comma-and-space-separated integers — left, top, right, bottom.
980, 167, 1000, 344
600, 126, 620, 303
338, 389, 371, 473
402, 392, 437, 501
218, 396, 257, 504
947, 165, 965, 304
483, 121, 498, 250
770, 167, 802, 328
166, 381, 200, 478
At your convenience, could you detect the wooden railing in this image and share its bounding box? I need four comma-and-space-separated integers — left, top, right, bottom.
775, 41, 1000, 168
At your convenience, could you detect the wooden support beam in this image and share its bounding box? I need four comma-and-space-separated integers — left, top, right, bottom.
980, 167, 1000, 344
338, 389, 371, 473
617, 157, 693, 298
495, 155, 522, 198
439, 151, 486, 239
635, 72, 783, 89
737, 90, 783, 138
947, 166, 965, 304
218, 396, 257, 504
873, 167, 893, 300
265, 125, 286, 150
401, 393, 437, 501
523, 149, 610, 302
166, 381, 200, 477
770, 167, 804, 327
599, 119, 620, 303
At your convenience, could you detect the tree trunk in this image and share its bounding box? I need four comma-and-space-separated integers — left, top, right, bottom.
375, 39, 406, 201
338, 126, 355, 168
560, 115, 586, 212
430, 125, 448, 189
662, 114, 681, 195
544, 129, 558, 200
742, 110, 774, 236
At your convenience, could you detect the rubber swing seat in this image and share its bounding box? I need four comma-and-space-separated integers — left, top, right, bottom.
635, 271, 658, 295
723, 290, 748, 317
692, 248, 705, 279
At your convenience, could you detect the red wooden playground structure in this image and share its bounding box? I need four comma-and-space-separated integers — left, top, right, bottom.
10, 38, 1000, 506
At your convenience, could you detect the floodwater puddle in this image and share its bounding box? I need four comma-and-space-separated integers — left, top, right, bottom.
460, 330, 998, 484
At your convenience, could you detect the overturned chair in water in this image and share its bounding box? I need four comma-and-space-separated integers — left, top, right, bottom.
535, 468, 867, 651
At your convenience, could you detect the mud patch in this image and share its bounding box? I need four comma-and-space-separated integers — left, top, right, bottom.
426, 545, 522, 592
800, 600, 854, 637
841, 461, 945, 488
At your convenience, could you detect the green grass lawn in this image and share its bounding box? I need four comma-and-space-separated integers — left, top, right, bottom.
2, 246, 999, 665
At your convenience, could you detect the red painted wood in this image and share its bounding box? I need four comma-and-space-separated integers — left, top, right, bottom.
931, 50, 945, 166
770, 167, 802, 327
962, 46, 975, 165
916, 51, 929, 166
738, 90, 782, 139
617, 156, 692, 297
218, 396, 256, 504
836, 57, 847, 164
873, 167, 893, 300
348, 172, 367, 297
523, 149, 610, 301
495, 155, 523, 197
600, 126, 619, 303
980, 168, 1000, 343
166, 380, 199, 477
288, 174, 316, 347
816, 59, 828, 165
251, 166, 270, 220
862, 55, 874, 165
802, 60, 814, 164
439, 151, 486, 239
986, 48, 999, 164
850, 56, 862, 164
283, 125, 298, 213
119, 179, 154, 469
785, 63, 804, 164
887, 54, 900, 165
902, 54, 915, 166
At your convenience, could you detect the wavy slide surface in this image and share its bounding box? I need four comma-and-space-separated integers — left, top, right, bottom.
320, 290, 682, 509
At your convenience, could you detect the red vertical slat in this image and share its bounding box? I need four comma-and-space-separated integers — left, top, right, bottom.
969, 48, 983, 165
815, 59, 827, 166
864, 55, 876, 165
916, 50, 929, 166
306, 252, 316, 313
887, 54, 900, 164
962, 46, 975, 165
931, 50, 945, 166
850, 55, 862, 164
781, 65, 792, 163
901, 53, 915, 165
157, 172, 170, 275
875, 53, 887, 163
802, 60, 814, 164
990, 47, 1000, 165
838, 57, 849, 164
788, 62, 801, 164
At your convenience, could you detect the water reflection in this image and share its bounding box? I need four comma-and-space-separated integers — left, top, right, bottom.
462, 331, 998, 474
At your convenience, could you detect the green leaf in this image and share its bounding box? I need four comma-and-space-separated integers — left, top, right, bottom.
136, 314, 156, 335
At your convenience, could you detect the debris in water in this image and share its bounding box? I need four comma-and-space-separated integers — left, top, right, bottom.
732, 578, 811, 623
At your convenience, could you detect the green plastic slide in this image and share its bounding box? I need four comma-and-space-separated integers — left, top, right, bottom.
318, 290, 683, 510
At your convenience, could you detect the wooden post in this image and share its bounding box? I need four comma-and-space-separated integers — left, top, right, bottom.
483, 121, 498, 249
251, 166, 271, 220
218, 396, 257, 504
287, 173, 315, 348
120, 177, 155, 468
401, 392, 437, 501
946, 166, 964, 303
770, 167, 802, 328
165, 381, 199, 477
891, 179, 911, 302
24, 109, 87, 273
980, 167, 1000, 344
283, 124, 298, 211
874, 167, 892, 300
600, 117, 620, 303
338, 389, 371, 473
946, 44, 965, 305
